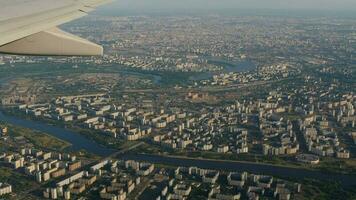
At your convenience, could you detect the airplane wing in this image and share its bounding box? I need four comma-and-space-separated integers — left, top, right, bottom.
0, 0, 111, 56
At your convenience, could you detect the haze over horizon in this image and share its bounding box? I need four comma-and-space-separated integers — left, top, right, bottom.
102, 0, 356, 11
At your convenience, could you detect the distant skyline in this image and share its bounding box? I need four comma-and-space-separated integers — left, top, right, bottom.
100, 0, 356, 11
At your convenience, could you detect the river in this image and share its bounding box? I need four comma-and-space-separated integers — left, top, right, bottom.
189, 59, 256, 81
120, 154, 356, 187
0, 111, 115, 156
1, 111, 355, 187
119, 70, 162, 85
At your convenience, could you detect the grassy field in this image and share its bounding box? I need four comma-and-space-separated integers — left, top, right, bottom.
0, 62, 195, 87
295, 179, 356, 200
8, 125, 71, 151
0, 167, 38, 192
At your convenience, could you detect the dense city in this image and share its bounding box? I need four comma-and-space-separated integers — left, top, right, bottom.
0, 10, 355, 200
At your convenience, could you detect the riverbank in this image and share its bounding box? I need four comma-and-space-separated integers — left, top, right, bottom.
119, 153, 356, 187
130, 140, 356, 175
2, 108, 356, 187
7, 124, 71, 151
0, 110, 115, 156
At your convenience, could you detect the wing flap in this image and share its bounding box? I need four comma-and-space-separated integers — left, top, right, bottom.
0, 27, 103, 56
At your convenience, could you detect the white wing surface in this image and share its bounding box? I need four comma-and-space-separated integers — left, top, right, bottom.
0, 0, 111, 56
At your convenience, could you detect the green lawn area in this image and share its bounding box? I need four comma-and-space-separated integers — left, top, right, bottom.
9, 125, 71, 151
0, 167, 38, 192
295, 179, 356, 200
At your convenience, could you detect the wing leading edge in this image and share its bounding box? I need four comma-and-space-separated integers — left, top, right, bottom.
0, 0, 111, 56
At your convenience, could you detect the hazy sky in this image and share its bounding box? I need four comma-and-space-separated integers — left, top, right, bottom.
105, 0, 356, 11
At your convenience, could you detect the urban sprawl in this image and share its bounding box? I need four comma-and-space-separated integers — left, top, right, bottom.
0, 14, 355, 200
